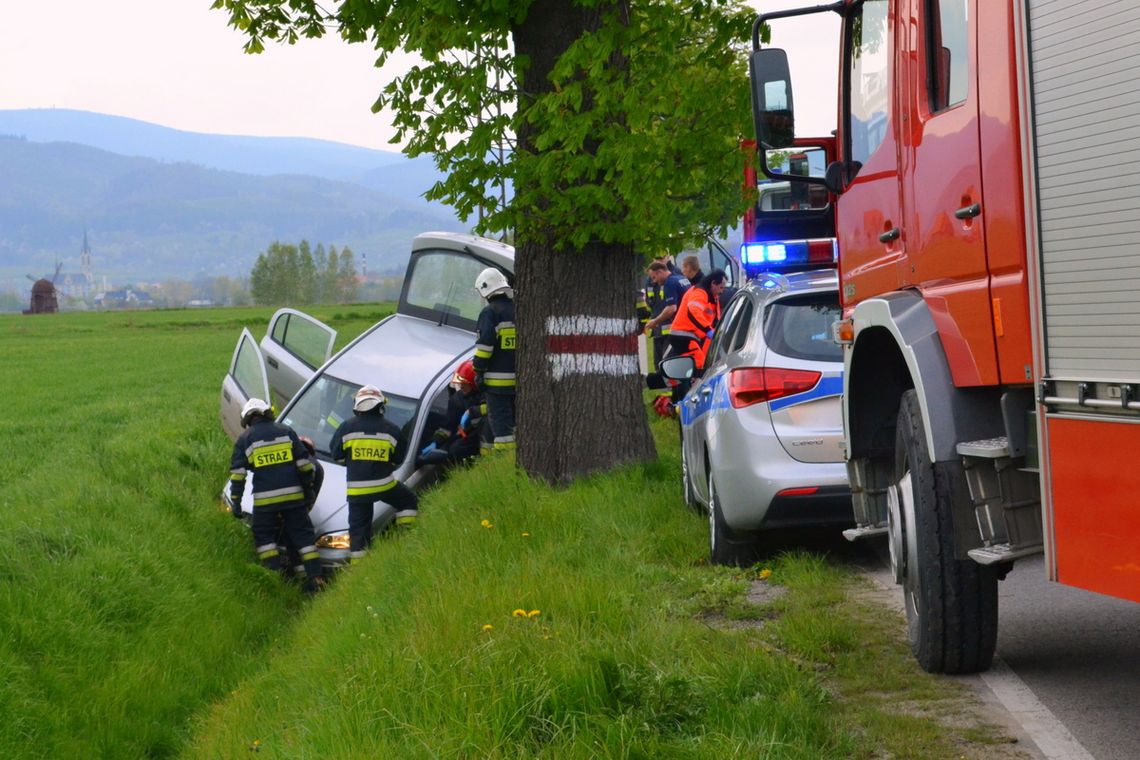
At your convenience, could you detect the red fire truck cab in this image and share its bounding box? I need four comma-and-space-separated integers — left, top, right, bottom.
750, 0, 1140, 674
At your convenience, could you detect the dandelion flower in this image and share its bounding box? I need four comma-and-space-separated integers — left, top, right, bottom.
513, 608, 527, 618
521, 532, 530, 537
759, 568, 773, 580
527, 609, 541, 619
481, 519, 493, 528
482, 624, 493, 632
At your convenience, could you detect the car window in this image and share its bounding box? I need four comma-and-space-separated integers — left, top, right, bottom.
707, 296, 744, 365
281, 374, 418, 463
402, 249, 499, 327
271, 312, 332, 369
763, 293, 842, 362
232, 333, 266, 399
730, 300, 754, 353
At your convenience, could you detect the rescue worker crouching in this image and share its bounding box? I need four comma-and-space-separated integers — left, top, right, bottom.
666, 268, 727, 403
229, 398, 326, 593
329, 385, 419, 562
418, 359, 486, 469
473, 267, 516, 453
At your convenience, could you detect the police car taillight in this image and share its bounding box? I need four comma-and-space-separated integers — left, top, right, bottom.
740, 238, 837, 272
728, 367, 822, 408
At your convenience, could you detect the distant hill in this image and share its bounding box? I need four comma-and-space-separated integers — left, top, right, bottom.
0, 134, 465, 282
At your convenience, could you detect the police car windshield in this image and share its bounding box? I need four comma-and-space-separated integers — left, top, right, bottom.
281, 374, 417, 462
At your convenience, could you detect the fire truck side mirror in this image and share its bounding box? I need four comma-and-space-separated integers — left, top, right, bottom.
824, 161, 847, 195
749, 48, 795, 150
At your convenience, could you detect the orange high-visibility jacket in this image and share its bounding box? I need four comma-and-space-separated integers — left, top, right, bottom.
668, 286, 720, 368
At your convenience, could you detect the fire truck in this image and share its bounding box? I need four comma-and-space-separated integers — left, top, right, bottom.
749, 0, 1140, 674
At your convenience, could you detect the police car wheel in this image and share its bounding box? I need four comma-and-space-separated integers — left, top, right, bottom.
707, 474, 758, 566
680, 440, 699, 512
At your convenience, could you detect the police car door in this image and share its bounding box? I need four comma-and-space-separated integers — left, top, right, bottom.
261, 309, 337, 413
220, 328, 271, 442
682, 293, 750, 505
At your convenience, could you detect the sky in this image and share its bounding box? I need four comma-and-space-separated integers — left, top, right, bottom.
0, 0, 839, 150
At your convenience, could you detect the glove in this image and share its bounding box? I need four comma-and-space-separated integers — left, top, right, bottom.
420, 441, 437, 457
459, 410, 471, 430
705, 328, 715, 340
432, 427, 450, 445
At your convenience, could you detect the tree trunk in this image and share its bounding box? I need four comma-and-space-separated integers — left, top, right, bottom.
512, 0, 656, 484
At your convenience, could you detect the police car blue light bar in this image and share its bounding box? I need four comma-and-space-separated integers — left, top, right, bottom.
740, 238, 838, 271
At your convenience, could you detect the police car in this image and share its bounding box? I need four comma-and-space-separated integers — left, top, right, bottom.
662, 238, 850, 565
220, 232, 513, 566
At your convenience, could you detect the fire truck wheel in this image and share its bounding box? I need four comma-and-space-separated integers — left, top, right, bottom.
894, 390, 998, 674
708, 473, 759, 566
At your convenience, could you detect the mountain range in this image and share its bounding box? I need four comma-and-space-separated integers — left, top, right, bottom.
0, 109, 465, 285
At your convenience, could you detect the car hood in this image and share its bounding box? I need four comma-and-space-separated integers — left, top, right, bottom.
326, 313, 476, 399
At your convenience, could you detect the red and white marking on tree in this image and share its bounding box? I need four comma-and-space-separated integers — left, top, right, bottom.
546, 316, 639, 381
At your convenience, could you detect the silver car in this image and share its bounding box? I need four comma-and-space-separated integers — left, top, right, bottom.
674, 268, 850, 565
220, 232, 514, 565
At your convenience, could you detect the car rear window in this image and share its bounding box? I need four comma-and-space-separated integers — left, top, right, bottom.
763, 293, 842, 362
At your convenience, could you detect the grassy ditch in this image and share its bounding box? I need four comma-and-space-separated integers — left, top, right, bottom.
1, 308, 1019, 759
0, 306, 388, 758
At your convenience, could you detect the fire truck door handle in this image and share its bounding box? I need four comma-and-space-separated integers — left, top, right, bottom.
955, 202, 981, 220
879, 227, 900, 244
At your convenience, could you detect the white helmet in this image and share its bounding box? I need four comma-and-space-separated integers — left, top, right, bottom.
353, 384, 386, 413
475, 267, 512, 299
241, 397, 272, 427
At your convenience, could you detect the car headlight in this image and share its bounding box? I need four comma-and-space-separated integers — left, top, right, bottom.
316, 532, 351, 550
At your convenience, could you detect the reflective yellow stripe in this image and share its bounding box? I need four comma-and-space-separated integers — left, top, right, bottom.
253, 493, 304, 507
474, 348, 493, 359
346, 481, 397, 497
229, 473, 245, 481
301, 550, 320, 561
485, 377, 516, 387
258, 547, 279, 560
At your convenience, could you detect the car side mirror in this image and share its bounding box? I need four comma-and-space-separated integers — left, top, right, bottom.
659, 355, 696, 381
824, 160, 863, 195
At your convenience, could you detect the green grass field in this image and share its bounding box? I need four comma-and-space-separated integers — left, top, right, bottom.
0, 308, 1016, 759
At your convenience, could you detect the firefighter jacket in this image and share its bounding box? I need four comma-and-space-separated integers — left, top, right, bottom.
669, 286, 721, 368
329, 410, 410, 504
473, 294, 516, 393
230, 420, 316, 512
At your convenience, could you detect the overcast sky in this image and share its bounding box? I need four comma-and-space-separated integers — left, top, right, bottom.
0, 0, 838, 149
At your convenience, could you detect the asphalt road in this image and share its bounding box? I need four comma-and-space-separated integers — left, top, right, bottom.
994, 556, 1140, 760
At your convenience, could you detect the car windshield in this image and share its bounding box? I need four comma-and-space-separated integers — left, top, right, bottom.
402, 249, 493, 326
280, 374, 418, 463
764, 293, 842, 362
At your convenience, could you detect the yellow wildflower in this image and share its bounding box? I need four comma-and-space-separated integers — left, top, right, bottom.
482, 624, 493, 632
527, 610, 541, 619
759, 568, 773, 580
481, 519, 493, 528
521, 532, 530, 537
513, 609, 527, 618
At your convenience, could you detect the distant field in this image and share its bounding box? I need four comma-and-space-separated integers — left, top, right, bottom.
0, 307, 1016, 759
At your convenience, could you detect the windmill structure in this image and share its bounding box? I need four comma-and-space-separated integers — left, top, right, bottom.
24, 262, 63, 314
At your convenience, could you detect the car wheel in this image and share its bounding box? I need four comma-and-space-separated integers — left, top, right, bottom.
708, 473, 758, 566
894, 390, 998, 674
680, 438, 699, 512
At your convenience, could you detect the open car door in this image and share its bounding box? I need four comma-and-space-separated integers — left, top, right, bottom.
261, 309, 337, 413
220, 328, 271, 442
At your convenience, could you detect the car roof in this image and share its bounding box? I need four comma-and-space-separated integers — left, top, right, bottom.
739, 267, 838, 304
321, 313, 474, 400
412, 231, 515, 272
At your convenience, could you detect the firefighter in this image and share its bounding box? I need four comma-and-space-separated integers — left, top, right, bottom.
278, 435, 324, 580
473, 267, 516, 453
329, 385, 418, 562
229, 398, 325, 593
680, 255, 705, 288
418, 359, 486, 468
666, 268, 727, 400
643, 261, 691, 371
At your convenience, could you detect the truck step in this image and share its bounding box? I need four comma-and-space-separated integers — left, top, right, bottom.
967, 542, 1043, 565
842, 525, 888, 542
957, 436, 1010, 459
